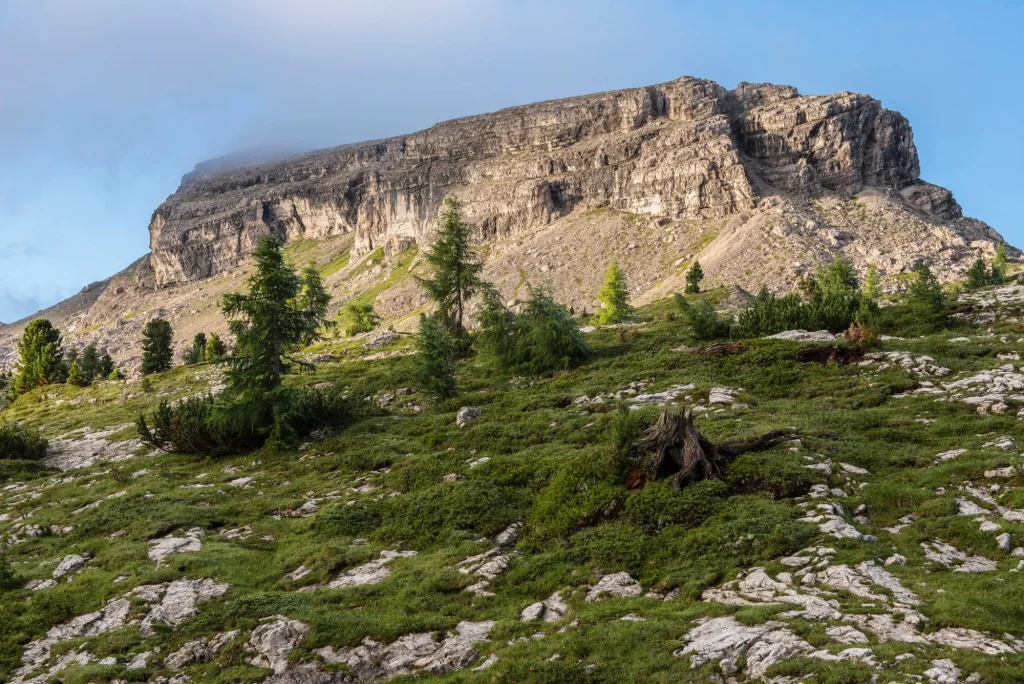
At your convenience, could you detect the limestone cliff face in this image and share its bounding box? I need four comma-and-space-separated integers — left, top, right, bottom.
148, 77, 928, 286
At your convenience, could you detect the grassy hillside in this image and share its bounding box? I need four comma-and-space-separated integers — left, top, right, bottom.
3, 284, 1024, 683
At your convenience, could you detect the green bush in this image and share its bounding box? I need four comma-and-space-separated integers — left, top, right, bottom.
569, 523, 649, 574
678, 496, 815, 566
316, 499, 385, 537
529, 450, 624, 540
385, 480, 528, 544
724, 451, 816, 498
477, 287, 590, 373
623, 479, 729, 532
674, 295, 733, 340
136, 387, 352, 455
0, 554, 17, 591
0, 422, 48, 460
736, 287, 873, 337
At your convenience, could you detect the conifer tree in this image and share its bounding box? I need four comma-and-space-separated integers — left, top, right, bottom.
221, 236, 330, 392
684, 261, 704, 294
64, 346, 79, 372
416, 312, 458, 399
908, 262, 947, 324
343, 302, 381, 336
596, 259, 632, 324
796, 275, 818, 301
184, 333, 207, 365
97, 352, 115, 379
817, 255, 858, 296
296, 266, 336, 344
11, 319, 65, 396
205, 333, 227, 361
67, 360, 83, 386
863, 264, 881, 299
993, 244, 1008, 275
141, 318, 174, 375
417, 197, 484, 339
80, 344, 99, 384
966, 258, 989, 290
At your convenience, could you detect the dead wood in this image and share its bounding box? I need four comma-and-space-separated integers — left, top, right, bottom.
631, 408, 790, 491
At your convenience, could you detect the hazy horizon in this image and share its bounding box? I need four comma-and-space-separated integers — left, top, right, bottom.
2, 0, 1022, 323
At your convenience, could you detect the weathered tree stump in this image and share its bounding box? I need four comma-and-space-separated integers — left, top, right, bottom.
631, 408, 790, 491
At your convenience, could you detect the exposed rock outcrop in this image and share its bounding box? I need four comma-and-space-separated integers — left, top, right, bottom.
147, 76, 998, 288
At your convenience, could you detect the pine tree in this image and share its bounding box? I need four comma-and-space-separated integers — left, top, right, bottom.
11, 319, 65, 396
596, 259, 632, 324
184, 333, 207, 365
67, 360, 83, 386
221, 236, 330, 392
966, 258, 989, 290
205, 333, 227, 361
64, 346, 79, 372
97, 353, 115, 379
80, 344, 99, 384
108, 367, 123, 381
864, 264, 881, 299
684, 261, 704, 294
141, 318, 174, 375
416, 312, 458, 399
477, 286, 590, 372
417, 197, 485, 338
797, 275, 818, 301
296, 266, 336, 345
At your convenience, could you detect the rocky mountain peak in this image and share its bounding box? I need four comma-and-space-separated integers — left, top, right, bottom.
146, 75, 955, 289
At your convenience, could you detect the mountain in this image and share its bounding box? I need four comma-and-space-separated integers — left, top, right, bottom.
4, 77, 1024, 684
0, 76, 1012, 373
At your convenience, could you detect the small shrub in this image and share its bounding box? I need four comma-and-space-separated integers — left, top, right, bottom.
623, 479, 729, 532
0, 423, 48, 460
136, 387, 352, 455
736, 287, 872, 337
724, 451, 816, 498
609, 405, 644, 473
0, 554, 18, 591
479, 287, 591, 373
316, 499, 385, 537
844, 321, 877, 347
569, 523, 649, 574
675, 296, 733, 340
183, 333, 207, 365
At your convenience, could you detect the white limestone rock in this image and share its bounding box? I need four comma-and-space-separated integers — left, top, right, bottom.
585, 572, 642, 602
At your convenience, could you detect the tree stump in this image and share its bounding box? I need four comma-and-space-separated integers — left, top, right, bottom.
631, 408, 790, 491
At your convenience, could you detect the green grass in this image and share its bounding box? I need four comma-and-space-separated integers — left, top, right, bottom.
3, 282, 1024, 682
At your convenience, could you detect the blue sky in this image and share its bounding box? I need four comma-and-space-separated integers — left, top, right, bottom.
1, 0, 1021, 322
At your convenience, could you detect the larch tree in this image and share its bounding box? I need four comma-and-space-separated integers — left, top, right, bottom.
596, 259, 632, 324
416, 197, 485, 339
